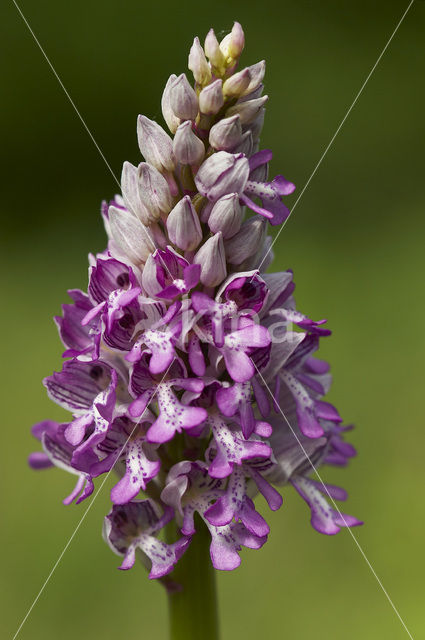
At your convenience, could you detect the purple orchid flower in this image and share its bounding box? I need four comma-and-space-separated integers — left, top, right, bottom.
142, 246, 201, 299
195, 149, 295, 226
128, 358, 207, 443
104, 500, 190, 577
161, 461, 267, 571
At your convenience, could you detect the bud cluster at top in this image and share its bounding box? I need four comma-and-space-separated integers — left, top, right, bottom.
29, 22, 360, 583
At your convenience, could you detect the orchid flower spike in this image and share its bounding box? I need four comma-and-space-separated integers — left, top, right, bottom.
30, 21, 360, 586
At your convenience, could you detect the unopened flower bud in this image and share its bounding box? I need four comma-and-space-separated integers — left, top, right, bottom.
193, 232, 227, 286
108, 205, 155, 265
226, 95, 269, 125
138, 162, 172, 218
173, 121, 205, 166
195, 151, 249, 201
188, 37, 212, 86
219, 22, 245, 61
161, 74, 181, 134
199, 79, 224, 115
121, 161, 171, 225
141, 253, 161, 297
208, 193, 243, 238
222, 68, 251, 98
209, 115, 243, 151
121, 161, 147, 223
204, 29, 226, 71
166, 195, 202, 251
137, 115, 175, 172
224, 217, 266, 264
244, 61, 266, 95
170, 73, 199, 121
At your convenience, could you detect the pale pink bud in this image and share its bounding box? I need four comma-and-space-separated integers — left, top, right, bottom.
209, 115, 243, 151
170, 73, 199, 121
193, 232, 227, 287
226, 95, 269, 125
204, 29, 226, 70
198, 79, 224, 115
121, 161, 171, 225
173, 121, 205, 166
108, 205, 155, 265
222, 68, 251, 98
195, 151, 250, 201
138, 162, 172, 218
137, 115, 175, 172
244, 61, 266, 95
219, 22, 245, 60
188, 37, 212, 86
166, 195, 203, 251
161, 74, 181, 134
208, 193, 243, 239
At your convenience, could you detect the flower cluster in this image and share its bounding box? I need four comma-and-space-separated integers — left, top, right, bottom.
30, 22, 361, 580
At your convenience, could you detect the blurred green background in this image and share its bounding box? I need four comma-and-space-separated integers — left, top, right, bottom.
1, 0, 424, 638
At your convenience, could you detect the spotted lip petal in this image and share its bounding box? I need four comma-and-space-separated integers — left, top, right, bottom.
207, 413, 271, 479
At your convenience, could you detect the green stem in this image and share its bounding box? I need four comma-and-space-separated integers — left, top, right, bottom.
165, 518, 219, 640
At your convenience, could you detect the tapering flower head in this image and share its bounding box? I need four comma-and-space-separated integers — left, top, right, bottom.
29, 21, 361, 582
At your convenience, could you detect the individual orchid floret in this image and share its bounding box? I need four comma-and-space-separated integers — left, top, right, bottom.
169, 73, 199, 121
198, 78, 224, 115
226, 95, 269, 125
219, 21, 245, 65
166, 195, 203, 251
161, 74, 181, 134
172, 121, 205, 166
207, 192, 244, 238
193, 232, 227, 287
206, 413, 271, 478
104, 500, 190, 576
195, 151, 250, 202
222, 68, 251, 98
29, 420, 96, 505
191, 270, 267, 347
108, 205, 156, 266
188, 36, 212, 86
142, 247, 200, 299
203, 466, 269, 537
137, 115, 175, 173
54, 289, 100, 360
87, 414, 160, 504
121, 161, 172, 225
196, 149, 295, 226
129, 359, 207, 443
126, 302, 182, 373
82, 257, 141, 332
204, 29, 226, 75
291, 476, 362, 535
209, 115, 243, 151
244, 61, 266, 95
161, 461, 267, 571
44, 360, 118, 447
